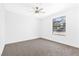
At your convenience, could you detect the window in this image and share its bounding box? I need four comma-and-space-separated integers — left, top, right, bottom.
53, 16, 66, 36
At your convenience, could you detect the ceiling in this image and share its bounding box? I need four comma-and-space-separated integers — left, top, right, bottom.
3, 3, 74, 18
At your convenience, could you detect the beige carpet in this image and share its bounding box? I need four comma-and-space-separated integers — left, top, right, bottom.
2, 38, 79, 56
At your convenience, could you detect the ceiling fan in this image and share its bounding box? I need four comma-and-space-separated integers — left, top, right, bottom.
32, 6, 45, 14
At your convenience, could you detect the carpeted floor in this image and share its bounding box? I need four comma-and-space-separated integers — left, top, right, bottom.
2, 38, 79, 56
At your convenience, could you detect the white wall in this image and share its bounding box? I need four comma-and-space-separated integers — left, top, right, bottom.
0, 5, 5, 55
5, 10, 39, 44
40, 4, 79, 48
4, 3, 76, 45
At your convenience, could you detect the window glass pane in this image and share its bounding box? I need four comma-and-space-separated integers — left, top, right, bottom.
53, 16, 66, 32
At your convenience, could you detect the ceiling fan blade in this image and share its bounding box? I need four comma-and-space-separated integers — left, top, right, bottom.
39, 11, 45, 13
39, 8, 43, 11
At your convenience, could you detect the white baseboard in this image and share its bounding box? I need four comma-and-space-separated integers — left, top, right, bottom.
0, 45, 5, 56
5, 36, 39, 45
